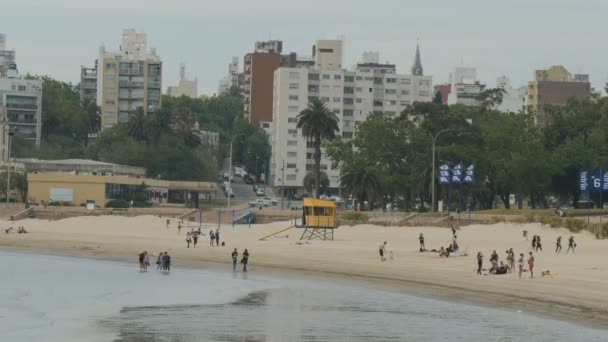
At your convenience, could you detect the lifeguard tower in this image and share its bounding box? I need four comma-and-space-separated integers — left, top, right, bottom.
297, 198, 337, 240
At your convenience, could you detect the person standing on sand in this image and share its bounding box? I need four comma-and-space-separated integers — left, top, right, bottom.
531, 235, 537, 250
138, 251, 145, 270
518, 253, 524, 278
379, 242, 387, 262
419, 233, 425, 251
215, 229, 221, 247
143, 252, 149, 271
567, 236, 576, 254
556, 236, 562, 253
476, 252, 483, 275
536, 236, 543, 252
166, 219, 170, 229
178, 222, 182, 235
241, 249, 249, 272
186, 232, 192, 248
508, 248, 515, 273
231, 248, 238, 271
156, 252, 164, 269
528, 252, 535, 278
210, 230, 215, 247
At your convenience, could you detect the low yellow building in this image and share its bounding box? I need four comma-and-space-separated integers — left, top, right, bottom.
27, 173, 217, 207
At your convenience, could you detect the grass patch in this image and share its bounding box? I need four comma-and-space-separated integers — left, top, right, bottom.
339, 211, 369, 222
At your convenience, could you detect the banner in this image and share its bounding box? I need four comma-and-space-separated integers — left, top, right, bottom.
604, 171, 608, 191
463, 164, 474, 184
451, 163, 462, 184
579, 171, 589, 191
438, 163, 450, 185
591, 168, 602, 192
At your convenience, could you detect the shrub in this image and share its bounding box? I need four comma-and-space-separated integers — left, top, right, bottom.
131, 201, 152, 208
491, 216, 506, 223
417, 206, 429, 213
539, 216, 562, 228
339, 211, 368, 222
106, 199, 130, 208
564, 218, 585, 233
48, 201, 73, 206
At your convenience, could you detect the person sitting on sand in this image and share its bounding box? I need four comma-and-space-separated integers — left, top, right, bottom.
17, 227, 27, 234
439, 246, 449, 258
5, 227, 12, 234
495, 261, 508, 275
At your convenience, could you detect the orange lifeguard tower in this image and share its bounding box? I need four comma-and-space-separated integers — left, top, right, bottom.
297, 198, 337, 240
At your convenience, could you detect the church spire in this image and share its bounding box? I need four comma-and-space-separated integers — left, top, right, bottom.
411, 41, 423, 76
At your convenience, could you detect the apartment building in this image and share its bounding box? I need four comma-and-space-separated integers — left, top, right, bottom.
446, 67, 485, 106
496, 76, 526, 113
217, 57, 241, 95
270, 41, 432, 195
0, 34, 42, 145
80, 62, 97, 102
91, 29, 162, 130
526, 65, 590, 126
167, 63, 198, 98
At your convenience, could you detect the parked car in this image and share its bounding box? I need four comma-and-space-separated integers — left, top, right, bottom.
256, 188, 266, 196
244, 174, 254, 184
249, 197, 275, 207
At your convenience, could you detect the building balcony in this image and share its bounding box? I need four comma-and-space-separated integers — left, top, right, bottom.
6, 103, 38, 110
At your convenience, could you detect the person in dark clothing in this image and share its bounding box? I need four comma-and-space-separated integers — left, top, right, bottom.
215, 230, 220, 247
476, 252, 483, 275
162, 252, 171, 272
567, 236, 576, 254
138, 251, 145, 270
532, 235, 537, 250
156, 252, 164, 269
536, 236, 543, 252
231, 248, 238, 271
186, 232, 192, 248
419, 233, 425, 251
193, 231, 198, 247
241, 249, 249, 272
210, 230, 215, 247
556, 236, 562, 253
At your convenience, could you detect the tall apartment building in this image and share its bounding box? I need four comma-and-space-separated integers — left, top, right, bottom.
217, 57, 241, 95
270, 41, 432, 194
167, 63, 198, 98
0, 33, 42, 145
447, 67, 485, 106
496, 76, 526, 113
80, 61, 97, 102
91, 29, 162, 130
526, 65, 590, 126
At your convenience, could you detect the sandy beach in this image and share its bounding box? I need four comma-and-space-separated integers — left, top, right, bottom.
1, 215, 607, 328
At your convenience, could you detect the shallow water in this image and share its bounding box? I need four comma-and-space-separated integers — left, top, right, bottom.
0, 251, 605, 341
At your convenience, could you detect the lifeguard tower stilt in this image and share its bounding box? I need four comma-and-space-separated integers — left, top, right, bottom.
296, 198, 337, 241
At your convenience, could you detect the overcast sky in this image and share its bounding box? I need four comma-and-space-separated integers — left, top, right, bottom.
2, 0, 606, 96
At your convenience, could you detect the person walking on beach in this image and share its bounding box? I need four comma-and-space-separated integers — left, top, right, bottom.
567, 236, 576, 254
531, 235, 537, 250
379, 241, 387, 262
556, 236, 562, 253
138, 251, 146, 270
528, 252, 535, 279
166, 219, 170, 229
193, 230, 199, 247
476, 252, 483, 275
536, 236, 543, 252
215, 229, 221, 247
231, 248, 238, 272
241, 249, 249, 272
210, 230, 215, 247
177, 222, 182, 235
419, 233, 425, 251
143, 252, 149, 271
156, 252, 164, 269
518, 253, 525, 279
186, 231, 192, 248
508, 248, 515, 273
162, 252, 171, 272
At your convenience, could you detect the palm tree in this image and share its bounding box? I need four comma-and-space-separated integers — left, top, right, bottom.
81, 98, 101, 133
303, 171, 329, 195
127, 107, 147, 141
340, 159, 381, 211
297, 98, 339, 198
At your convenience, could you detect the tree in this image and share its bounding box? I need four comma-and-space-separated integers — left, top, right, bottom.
339, 158, 381, 211
297, 98, 339, 198
127, 107, 147, 141
303, 171, 329, 194
81, 97, 101, 133
477, 88, 506, 111
222, 85, 242, 97
171, 107, 197, 145
432, 91, 443, 104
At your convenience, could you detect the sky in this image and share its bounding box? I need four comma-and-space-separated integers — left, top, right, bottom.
1, 0, 606, 96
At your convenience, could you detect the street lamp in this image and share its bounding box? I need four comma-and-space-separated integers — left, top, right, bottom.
6, 127, 16, 208
227, 133, 245, 209
280, 158, 285, 210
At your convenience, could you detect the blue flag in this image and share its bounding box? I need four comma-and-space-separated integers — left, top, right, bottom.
604, 171, 608, 192
591, 168, 602, 192
579, 171, 589, 191
463, 164, 474, 184
438, 163, 450, 185
451, 163, 462, 184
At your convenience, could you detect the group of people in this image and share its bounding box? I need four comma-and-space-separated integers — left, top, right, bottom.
138, 251, 172, 272
185, 229, 202, 248
4, 226, 28, 234
556, 235, 577, 254
209, 229, 222, 247
231, 248, 250, 272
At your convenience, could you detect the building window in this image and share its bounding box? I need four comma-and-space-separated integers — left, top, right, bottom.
118, 112, 129, 123
374, 77, 383, 84
104, 87, 116, 94
289, 95, 299, 101
333, 97, 341, 103
306, 152, 313, 159
400, 101, 410, 106
103, 111, 115, 117
289, 83, 299, 90
286, 163, 297, 169
105, 99, 116, 105
401, 89, 410, 95
343, 110, 354, 117
373, 100, 383, 107
386, 78, 397, 83
308, 85, 319, 92
386, 111, 396, 116
288, 129, 297, 135
374, 88, 383, 96
419, 91, 429, 97
308, 73, 320, 81
355, 98, 362, 103
342, 132, 353, 139
322, 74, 330, 80
344, 76, 354, 82
288, 117, 297, 123
333, 109, 340, 114
286, 174, 297, 181
105, 75, 116, 81
385, 89, 397, 95
343, 98, 354, 105
356, 76, 363, 81
334, 75, 342, 80
419, 79, 430, 86
287, 140, 298, 146
401, 78, 411, 85
289, 72, 300, 79
287, 152, 297, 158
18, 85, 26, 91
344, 87, 354, 94
288, 106, 299, 113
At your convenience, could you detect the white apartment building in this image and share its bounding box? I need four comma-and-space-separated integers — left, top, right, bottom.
271, 41, 432, 195
447, 67, 485, 106
167, 63, 198, 98
496, 76, 526, 113
217, 56, 241, 95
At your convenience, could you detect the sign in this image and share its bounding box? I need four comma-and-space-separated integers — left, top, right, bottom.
463, 164, 474, 184
49, 188, 73, 202
604, 171, 608, 191
438, 164, 451, 185
579, 171, 589, 191
591, 168, 603, 192
451, 163, 462, 184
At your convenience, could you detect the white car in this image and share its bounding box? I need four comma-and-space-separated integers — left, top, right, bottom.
256, 188, 265, 196
249, 197, 276, 207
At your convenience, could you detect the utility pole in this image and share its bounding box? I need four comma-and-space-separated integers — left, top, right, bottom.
281, 158, 285, 210
227, 133, 245, 209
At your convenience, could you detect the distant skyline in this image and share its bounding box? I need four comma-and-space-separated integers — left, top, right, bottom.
2, 0, 606, 96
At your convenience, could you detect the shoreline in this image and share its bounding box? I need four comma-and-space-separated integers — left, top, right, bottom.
3, 242, 608, 330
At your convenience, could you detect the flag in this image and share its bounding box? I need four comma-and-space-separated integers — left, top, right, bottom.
591, 168, 602, 192
579, 171, 589, 191
438, 163, 450, 185
451, 163, 462, 184
463, 164, 474, 184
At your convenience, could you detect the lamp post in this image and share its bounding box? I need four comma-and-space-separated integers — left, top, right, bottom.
6, 127, 15, 208
255, 154, 260, 188
227, 133, 245, 209
280, 158, 285, 210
